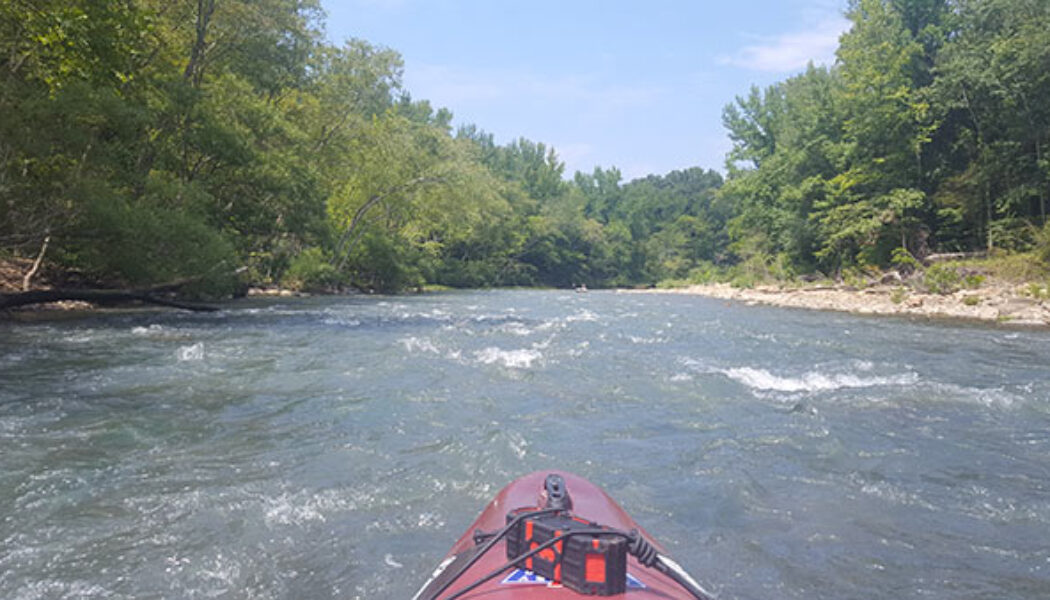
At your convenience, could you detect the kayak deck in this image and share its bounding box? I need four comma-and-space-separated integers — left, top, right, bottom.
414, 471, 706, 599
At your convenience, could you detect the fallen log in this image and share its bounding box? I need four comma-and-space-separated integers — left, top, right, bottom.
0, 288, 220, 312
925, 251, 987, 264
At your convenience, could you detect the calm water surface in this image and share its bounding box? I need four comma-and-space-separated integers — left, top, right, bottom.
1, 290, 1049, 599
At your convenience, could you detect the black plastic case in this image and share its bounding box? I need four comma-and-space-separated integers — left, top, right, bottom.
505, 509, 627, 596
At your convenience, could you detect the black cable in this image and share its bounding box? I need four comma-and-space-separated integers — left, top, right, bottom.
624, 530, 714, 600
651, 553, 717, 600
627, 528, 660, 566
421, 508, 560, 600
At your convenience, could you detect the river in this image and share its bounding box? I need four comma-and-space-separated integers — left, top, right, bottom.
1, 290, 1049, 599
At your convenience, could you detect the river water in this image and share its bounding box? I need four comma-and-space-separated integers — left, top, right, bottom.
1, 290, 1049, 599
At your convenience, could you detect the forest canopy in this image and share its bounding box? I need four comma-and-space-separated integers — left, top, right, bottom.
1, 0, 1048, 295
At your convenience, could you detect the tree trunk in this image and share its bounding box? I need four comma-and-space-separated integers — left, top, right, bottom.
1, 289, 219, 312
1037, 139, 1046, 224
184, 0, 216, 87
1, 274, 231, 312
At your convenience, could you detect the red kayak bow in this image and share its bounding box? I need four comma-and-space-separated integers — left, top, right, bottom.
413, 471, 715, 600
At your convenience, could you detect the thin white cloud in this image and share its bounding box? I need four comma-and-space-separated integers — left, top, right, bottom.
718, 15, 850, 73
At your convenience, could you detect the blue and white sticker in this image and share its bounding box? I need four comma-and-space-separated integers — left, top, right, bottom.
499, 569, 646, 589
501, 569, 553, 585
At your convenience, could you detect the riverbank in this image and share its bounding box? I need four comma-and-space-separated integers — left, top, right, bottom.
7, 255, 1050, 327
1, 257, 353, 316
623, 280, 1050, 327
0, 257, 95, 312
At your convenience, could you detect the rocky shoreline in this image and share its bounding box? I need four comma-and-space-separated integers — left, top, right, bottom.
623, 281, 1050, 327
6, 256, 1049, 327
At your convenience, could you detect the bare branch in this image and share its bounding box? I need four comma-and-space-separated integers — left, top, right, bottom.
21, 234, 49, 291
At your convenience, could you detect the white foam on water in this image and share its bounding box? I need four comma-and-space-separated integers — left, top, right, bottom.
241, 306, 301, 316
625, 335, 666, 345
265, 495, 326, 526
565, 340, 591, 358
530, 335, 555, 350
132, 324, 167, 336
534, 319, 559, 332
720, 366, 919, 393
669, 373, 694, 382
399, 336, 440, 354
322, 317, 361, 327
61, 332, 98, 344
499, 322, 534, 336
565, 309, 599, 323
13, 579, 110, 600
262, 489, 360, 527
176, 343, 205, 361
473, 347, 543, 369
919, 381, 1022, 409
505, 431, 529, 459
417, 512, 444, 528
850, 474, 940, 511
194, 553, 241, 596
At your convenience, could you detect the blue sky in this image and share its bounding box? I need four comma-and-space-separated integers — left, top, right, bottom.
320, 1, 851, 181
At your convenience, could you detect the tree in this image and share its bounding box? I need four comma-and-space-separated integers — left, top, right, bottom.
933, 0, 1050, 249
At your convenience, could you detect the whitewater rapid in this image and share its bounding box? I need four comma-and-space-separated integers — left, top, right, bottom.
2, 290, 1049, 599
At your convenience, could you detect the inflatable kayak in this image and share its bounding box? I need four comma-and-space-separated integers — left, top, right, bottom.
413, 471, 714, 600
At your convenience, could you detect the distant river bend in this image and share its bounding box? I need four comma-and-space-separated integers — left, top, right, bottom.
2, 291, 1049, 599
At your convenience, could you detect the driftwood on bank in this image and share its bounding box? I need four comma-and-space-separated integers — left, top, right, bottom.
925, 251, 988, 264
22, 235, 51, 291
1, 284, 220, 313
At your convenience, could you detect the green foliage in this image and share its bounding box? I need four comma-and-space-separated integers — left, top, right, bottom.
923, 264, 962, 294
841, 266, 870, 290
891, 247, 922, 274
890, 286, 907, 304
282, 248, 341, 292
962, 295, 981, 306
719, 0, 1050, 282
348, 231, 424, 293
987, 218, 1037, 252
1023, 282, 1050, 300
688, 262, 722, 284
728, 253, 772, 289
5, 0, 1050, 298
1035, 222, 1050, 265
71, 195, 238, 297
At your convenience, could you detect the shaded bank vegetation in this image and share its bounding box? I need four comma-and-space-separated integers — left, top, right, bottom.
2, 0, 1049, 301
